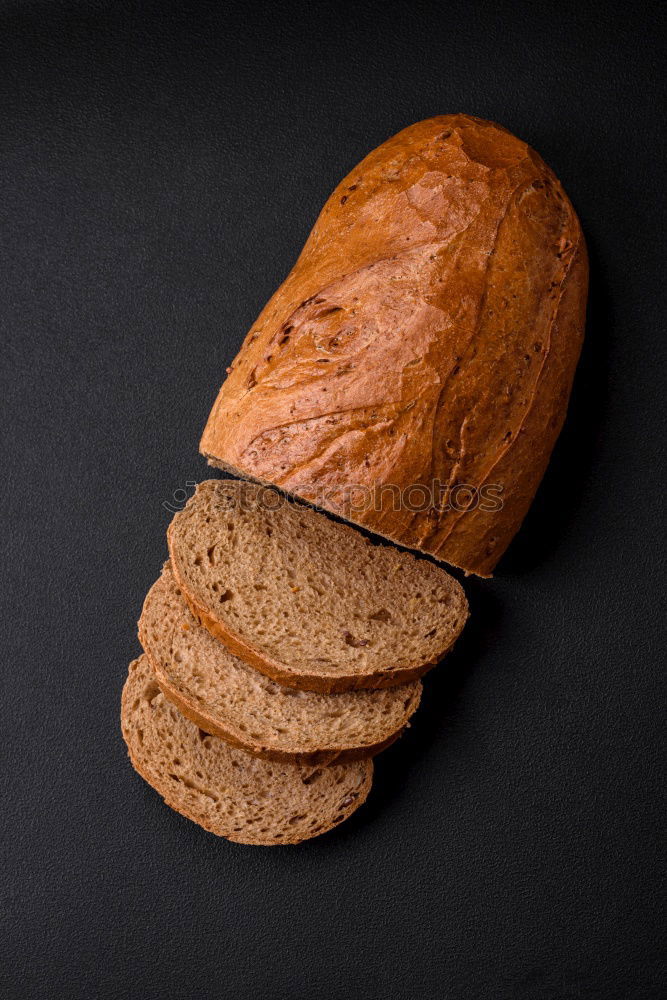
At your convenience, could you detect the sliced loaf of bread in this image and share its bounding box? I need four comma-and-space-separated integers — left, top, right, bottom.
167, 479, 468, 693
139, 562, 422, 763
121, 656, 372, 845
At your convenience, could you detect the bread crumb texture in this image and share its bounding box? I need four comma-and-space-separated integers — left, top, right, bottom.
167, 479, 468, 691
139, 562, 422, 761
121, 656, 373, 845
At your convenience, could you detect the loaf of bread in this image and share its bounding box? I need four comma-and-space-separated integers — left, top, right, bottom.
122, 114, 588, 845
139, 561, 422, 763
121, 656, 373, 845
167, 479, 468, 692
200, 114, 588, 575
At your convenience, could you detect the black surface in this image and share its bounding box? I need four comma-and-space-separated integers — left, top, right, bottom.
1, 2, 665, 998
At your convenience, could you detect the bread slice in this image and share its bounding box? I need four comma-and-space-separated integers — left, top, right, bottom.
121, 656, 372, 845
167, 479, 468, 693
139, 562, 422, 763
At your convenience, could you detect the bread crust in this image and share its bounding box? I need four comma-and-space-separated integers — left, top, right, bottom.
200, 115, 588, 576
167, 526, 457, 692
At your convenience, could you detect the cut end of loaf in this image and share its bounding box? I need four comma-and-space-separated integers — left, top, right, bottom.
203, 453, 488, 577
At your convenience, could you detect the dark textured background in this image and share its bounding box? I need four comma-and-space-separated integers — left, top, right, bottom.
1, 2, 665, 998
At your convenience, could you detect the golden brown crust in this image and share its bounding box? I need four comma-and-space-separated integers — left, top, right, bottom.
167, 539, 448, 693
200, 115, 588, 575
